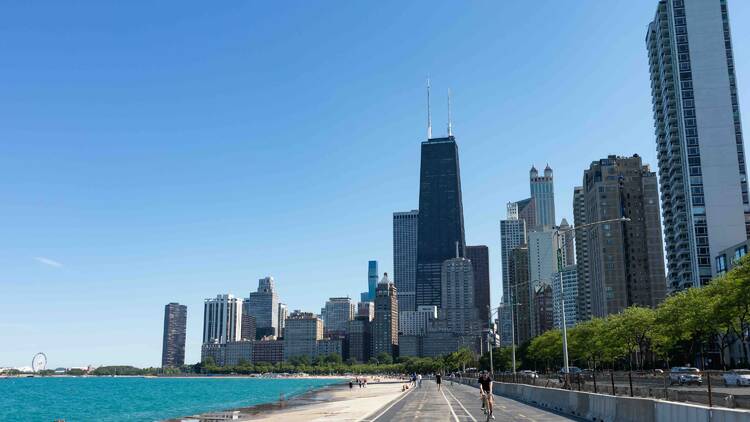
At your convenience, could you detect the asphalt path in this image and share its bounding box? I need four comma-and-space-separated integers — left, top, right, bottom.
364, 380, 582, 422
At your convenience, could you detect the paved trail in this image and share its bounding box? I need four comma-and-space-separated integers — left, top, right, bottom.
363, 380, 581, 422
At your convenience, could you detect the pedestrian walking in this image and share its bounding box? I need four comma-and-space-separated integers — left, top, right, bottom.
436, 372, 443, 391
417, 374, 422, 388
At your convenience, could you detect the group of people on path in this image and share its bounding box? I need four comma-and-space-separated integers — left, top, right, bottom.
348, 377, 368, 389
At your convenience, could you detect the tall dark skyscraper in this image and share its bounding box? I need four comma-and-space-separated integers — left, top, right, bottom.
416, 135, 467, 309
161, 302, 187, 368
466, 245, 490, 328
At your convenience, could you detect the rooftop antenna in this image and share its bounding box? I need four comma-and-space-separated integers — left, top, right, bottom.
427, 77, 432, 139
447, 88, 453, 137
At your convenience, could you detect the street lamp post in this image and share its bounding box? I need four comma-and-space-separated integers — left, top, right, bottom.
555, 217, 629, 388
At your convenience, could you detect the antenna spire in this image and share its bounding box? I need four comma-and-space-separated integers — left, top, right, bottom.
447, 88, 453, 137
427, 77, 432, 139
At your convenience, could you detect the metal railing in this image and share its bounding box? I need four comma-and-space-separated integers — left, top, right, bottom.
485, 370, 750, 410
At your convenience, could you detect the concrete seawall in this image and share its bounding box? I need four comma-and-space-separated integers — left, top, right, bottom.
457, 378, 750, 421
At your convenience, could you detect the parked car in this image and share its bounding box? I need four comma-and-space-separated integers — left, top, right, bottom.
558, 366, 584, 383
722, 369, 750, 386
669, 367, 702, 386
520, 370, 539, 379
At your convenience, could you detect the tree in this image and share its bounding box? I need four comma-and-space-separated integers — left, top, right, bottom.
376, 352, 393, 365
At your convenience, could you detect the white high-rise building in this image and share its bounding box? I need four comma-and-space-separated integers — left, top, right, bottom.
203, 294, 242, 344
398, 305, 437, 336
530, 165, 556, 231
277, 303, 288, 338
552, 265, 578, 329
393, 210, 418, 312
647, 0, 748, 290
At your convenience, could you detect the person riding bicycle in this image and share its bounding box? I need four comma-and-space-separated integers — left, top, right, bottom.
478, 370, 495, 420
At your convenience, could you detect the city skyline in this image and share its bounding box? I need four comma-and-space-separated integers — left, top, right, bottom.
3, 1, 750, 367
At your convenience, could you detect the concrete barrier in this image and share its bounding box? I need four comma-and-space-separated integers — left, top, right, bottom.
456, 378, 750, 421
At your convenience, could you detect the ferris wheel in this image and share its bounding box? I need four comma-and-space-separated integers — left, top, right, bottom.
32, 352, 47, 373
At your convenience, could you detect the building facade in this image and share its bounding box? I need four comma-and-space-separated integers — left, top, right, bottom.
161, 302, 187, 367
552, 265, 578, 329
246, 277, 279, 338
500, 217, 527, 304
224, 341, 253, 366
240, 313, 256, 341
573, 186, 592, 321
357, 301, 374, 321
530, 165, 556, 230
715, 239, 749, 276
283, 311, 323, 360
253, 339, 284, 364
533, 284, 554, 336
367, 261, 379, 302
347, 316, 371, 363
277, 303, 288, 338
575, 155, 667, 317
372, 274, 398, 357
398, 305, 437, 336
416, 135, 467, 309
323, 297, 355, 336
647, 0, 748, 290
393, 209, 419, 312
466, 245, 491, 328
203, 294, 242, 344
509, 246, 531, 345
441, 256, 480, 335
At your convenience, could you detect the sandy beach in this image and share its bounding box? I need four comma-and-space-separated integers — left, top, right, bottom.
174, 377, 410, 422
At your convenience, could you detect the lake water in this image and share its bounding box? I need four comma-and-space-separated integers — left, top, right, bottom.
0, 376, 342, 421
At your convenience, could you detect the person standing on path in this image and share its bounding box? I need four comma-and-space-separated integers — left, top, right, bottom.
417, 373, 422, 388
435, 372, 442, 391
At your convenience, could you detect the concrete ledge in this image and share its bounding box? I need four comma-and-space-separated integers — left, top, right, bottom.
457, 378, 750, 421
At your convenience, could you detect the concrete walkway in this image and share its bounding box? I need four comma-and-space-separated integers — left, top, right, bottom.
363, 380, 581, 422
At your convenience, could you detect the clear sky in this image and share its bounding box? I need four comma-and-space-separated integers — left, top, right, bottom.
2, 1, 749, 368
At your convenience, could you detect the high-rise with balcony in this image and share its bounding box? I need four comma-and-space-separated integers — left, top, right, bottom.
161, 302, 187, 367
393, 210, 418, 312
647, 0, 748, 290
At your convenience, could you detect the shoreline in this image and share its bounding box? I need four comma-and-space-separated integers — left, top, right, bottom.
170, 377, 408, 421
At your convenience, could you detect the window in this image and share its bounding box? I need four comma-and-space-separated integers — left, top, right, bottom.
735, 245, 747, 261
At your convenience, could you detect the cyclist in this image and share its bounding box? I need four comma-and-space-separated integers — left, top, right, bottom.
478, 370, 495, 420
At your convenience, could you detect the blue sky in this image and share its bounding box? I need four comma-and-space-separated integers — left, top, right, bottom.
1, 1, 749, 368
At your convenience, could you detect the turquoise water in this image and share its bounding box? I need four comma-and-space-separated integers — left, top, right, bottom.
0, 377, 342, 421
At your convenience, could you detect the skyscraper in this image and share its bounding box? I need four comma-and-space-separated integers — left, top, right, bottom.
347, 316, 371, 363
393, 210, 419, 312
530, 165, 556, 230
500, 217, 527, 303
416, 135, 466, 309
246, 277, 279, 338
647, 0, 748, 289
575, 155, 667, 317
573, 186, 592, 321
367, 261, 378, 302
528, 230, 562, 337
277, 303, 288, 339
509, 246, 531, 345
558, 218, 575, 267
323, 297, 355, 336
465, 245, 490, 328
357, 301, 374, 321
441, 255, 479, 335
372, 273, 398, 357
161, 302, 187, 367
203, 294, 242, 344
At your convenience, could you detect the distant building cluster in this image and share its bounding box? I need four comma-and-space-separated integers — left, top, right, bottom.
160, 0, 750, 368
